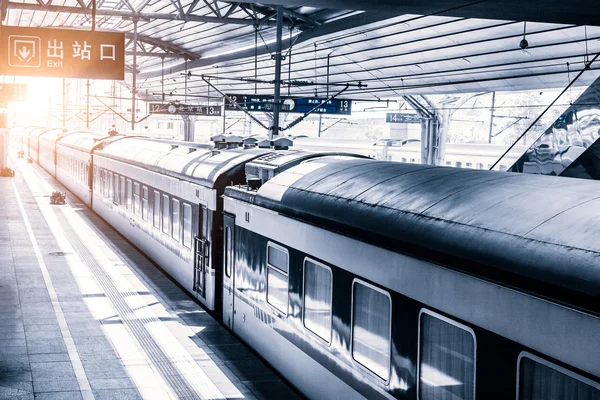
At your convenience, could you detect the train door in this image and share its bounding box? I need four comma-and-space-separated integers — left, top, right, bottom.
193, 205, 208, 299
223, 214, 235, 330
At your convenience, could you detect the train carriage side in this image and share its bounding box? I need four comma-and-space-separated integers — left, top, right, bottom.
222, 159, 600, 400
92, 138, 266, 312
38, 128, 67, 177
55, 131, 114, 207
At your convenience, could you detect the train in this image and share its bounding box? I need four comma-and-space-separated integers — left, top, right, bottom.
9, 125, 600, 400
290, 136, 528, 171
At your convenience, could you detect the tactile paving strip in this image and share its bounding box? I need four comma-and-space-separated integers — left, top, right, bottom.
54, 211, 215, 400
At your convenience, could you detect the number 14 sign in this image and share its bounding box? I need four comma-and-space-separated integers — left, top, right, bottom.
0, 26, 125, 80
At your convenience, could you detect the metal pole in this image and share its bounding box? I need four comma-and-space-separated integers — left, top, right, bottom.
131, 20, 137, 132
271, 5, 284, 140
86, 79, 90, 129
488, 91, 495, 143
318, 114, 322, 137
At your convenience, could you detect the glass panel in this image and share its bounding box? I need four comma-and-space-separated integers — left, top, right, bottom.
133, 183, 140, 215
303, 260, 332, 342
183, 203, 192, 249
113, 174, 119, 203
267, 245, 288, 273
267, 268, 288, 314
126, 179, 132, 210
352, 282, 391, 380
108, 172, 113, 199
224, 227, 231, 278
153, 191, 160, 228
520, 357, 600, 400
120, 177, 125, 205
172, 199, 180, 241
142, 186, 148, 221
162, 195, 169, 234
419, 313, 475, 400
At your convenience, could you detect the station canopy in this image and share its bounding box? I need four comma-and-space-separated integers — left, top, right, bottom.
2, 0, 600, 100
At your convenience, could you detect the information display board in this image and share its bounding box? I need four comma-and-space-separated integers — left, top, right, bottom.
0, 26, 125, 80
225, 94, 352, 115
386, 113, 422, 124
0, 84, 27, 101
149, 103, 222, 117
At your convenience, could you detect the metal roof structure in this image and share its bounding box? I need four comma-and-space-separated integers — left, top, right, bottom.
2, 0, 600, 98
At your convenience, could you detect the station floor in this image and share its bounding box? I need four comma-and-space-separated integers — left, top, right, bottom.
0, 157, 301, 400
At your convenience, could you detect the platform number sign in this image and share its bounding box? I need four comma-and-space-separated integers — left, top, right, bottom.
226, 94, 352, 115
149, 103, 222, 117
386, 113, 422, 124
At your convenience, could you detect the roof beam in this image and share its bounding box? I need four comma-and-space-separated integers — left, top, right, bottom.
5, 1, 289, 26
138, 10, 397, 79
126, 51, 188, 58
125, 32, 200, 60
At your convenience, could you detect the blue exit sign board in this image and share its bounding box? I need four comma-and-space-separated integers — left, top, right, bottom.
0, 26, 125, 80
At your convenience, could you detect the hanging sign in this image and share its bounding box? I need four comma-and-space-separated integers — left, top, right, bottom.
386, 113, 422, 124
0, 26, 125, 80
225, 94, 352, 115
149, 103, 222, 116
0, 84, 27, 101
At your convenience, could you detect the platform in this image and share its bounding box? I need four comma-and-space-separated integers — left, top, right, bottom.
0, 157, 301, 400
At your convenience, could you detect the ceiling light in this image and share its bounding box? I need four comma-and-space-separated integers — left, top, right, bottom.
402, 22, 410, 28
415, 64, 423, 71
462, 58, 471, 64
522, 49, 531, 57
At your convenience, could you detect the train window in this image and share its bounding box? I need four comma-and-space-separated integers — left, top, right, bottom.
153, 191, 160, 229
224, 227, 232, 278
162, 195, 169, 234
126, 179, 132, 211
172, 199, 180, 242
466, 162, 472, 168
119, 177, 125, 206
113, 174, 119, 203
182, 203, 192, 249
303, 259, 332, 343
142, 186, 148, 221
401, 157, 407, 163
266, 242, 289, 314
85, 165, 89, 185
476, 163, 484, 169
517, 352, 600, 400
418, 310, 476, 400
133, 182, 140, 215
499, 165, 508, 172
455, 161, 463, 168
352, 280, 391, 381
446, 161, 452, 166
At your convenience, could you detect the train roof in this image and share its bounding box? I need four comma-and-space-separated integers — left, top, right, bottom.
39, 128, 67, 143
32, 127, 65, 140
96, 136, 266, 187
57, 131, 121, 153
245, 158, 600, 315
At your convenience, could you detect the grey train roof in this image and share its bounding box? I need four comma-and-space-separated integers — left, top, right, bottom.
250, 159, 600, 315
57, 131, 112, 153
98, 137, 365, 188
97, 136, 267, 187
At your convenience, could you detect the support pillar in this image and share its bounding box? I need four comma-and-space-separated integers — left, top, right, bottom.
182, 115, 196, 142
270, 6, 284, 140
131, 20, 138, 132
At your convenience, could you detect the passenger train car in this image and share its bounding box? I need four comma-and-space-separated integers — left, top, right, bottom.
11, 129, 600, 400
